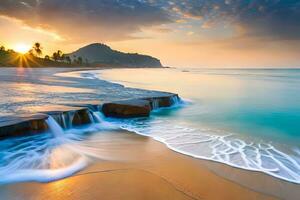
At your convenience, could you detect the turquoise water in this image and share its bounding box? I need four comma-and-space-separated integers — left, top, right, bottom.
101, 68, 300, 143
0, 68, 175, 184
99, 68, 300, 183
0, 68, 299, 184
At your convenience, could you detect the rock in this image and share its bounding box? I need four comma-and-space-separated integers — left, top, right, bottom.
23, 105, 93, 128
0, 105, 94, 139
143, 93, 180, 110
102, 99, 151, 118
46, 111, 70, 129
0, 93, 181, 138
0, 114, 49, 139
101, 93, 180, 118
72, 108, 92, 126
43, 107, 92, 128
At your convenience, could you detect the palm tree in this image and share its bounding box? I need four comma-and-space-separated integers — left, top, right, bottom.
52, 52, 58, 61
57, 50, 63, 62
44, 55, 50, 60
57, 50, 62, 57
33, 42, 43, 57
52, 50, 63, 62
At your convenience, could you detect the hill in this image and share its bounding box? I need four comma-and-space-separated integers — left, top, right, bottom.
67, 43, 162, 68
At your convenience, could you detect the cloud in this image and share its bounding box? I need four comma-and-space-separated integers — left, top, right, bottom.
164, 0, 300, 40
1, 0, 300, 43
0, 0, 171, 42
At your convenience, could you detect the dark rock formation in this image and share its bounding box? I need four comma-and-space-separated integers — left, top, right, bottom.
143, 93, 180, 110
102, 93, 180, 118
43, 106, 93, 128
0, 94, 180, 139
0, 114, 49, 139
72, 109, 92, 126
102, 99, 151, 118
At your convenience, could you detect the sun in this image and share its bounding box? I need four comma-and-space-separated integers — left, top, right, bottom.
14, 43, 31, 54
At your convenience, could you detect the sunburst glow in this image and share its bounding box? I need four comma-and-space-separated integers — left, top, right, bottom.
14, 43, 31, 54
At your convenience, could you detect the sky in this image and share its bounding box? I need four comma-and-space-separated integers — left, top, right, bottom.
1, 0, 300, 68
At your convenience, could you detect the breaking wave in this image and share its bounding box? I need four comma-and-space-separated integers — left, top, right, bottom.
106, 112, 300, 184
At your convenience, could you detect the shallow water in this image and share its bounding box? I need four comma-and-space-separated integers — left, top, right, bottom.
99, 68, 300, 183
0, 68, 166, 116
0, 67, 299, 184
0, 68, 169, 184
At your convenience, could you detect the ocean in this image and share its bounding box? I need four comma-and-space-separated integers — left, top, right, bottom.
99, 68, 300, 183
0, 67, 299, 184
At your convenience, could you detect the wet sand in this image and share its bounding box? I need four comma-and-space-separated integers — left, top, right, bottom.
0, 131, 299, 200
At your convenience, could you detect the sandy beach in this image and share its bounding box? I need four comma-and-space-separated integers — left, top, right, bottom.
0, 68, 299, 200
2, 1, 300, 198
1, 131, 298, 200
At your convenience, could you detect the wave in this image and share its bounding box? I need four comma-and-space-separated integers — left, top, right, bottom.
1, 69, 299, 185
0, 114, 120, 184
104, 110, 300, 184
75, 69, 300, 184
0, 106, 299, 185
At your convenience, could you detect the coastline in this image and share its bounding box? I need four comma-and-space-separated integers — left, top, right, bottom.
0, 67, 299, 200
76, 68, 300, 197
1, 131, 298, 200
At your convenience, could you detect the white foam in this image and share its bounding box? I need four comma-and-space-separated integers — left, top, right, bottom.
107, 116, 300, 184
0, 157, 88, 184
0, 106, 299, 185
0, 114, 124, 185
46, 116, 65, 137
54, 69, 300, 184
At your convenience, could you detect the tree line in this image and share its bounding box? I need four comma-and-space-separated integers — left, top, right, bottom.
0, 43, 88, 65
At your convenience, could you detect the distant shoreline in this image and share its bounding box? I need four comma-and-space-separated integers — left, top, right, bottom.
0, 43, 163, 69
0, 63, 166, 69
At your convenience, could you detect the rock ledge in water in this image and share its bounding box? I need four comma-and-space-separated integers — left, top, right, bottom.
0, 114, 49, 139
143, 93, 180, 110
0, 93, 180, 138
41, 106, 93, 128
102, 99, 151, 118
0, 105, 94, 139
102, 93, 180, 118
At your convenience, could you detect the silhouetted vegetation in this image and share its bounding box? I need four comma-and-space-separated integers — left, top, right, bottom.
0, 42, 161, 68
0, 42, 89, 68
33, 42, 43, 57
44, 55, 50, 60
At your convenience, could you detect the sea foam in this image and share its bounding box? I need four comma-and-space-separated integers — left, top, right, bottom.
1, 69, 299, 185
109, 112, 300, 184
0, 109, 299, 184
77, 69, 300, 184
